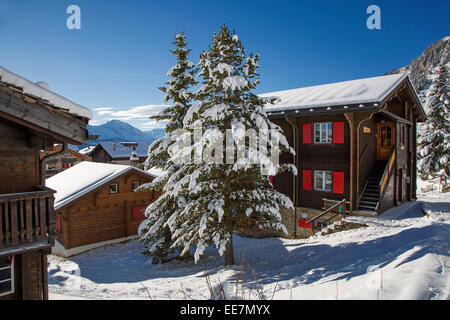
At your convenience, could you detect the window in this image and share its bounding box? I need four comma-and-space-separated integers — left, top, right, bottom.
131, 181, 140, 191
46, 163, 57, 170
0, 256, 14, 297
381, 125, 393, 147
314, 171, 333, 192
109, 183, 118, 194
314, 123, 332, 143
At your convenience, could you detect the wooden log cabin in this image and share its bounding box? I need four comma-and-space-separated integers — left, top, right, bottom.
45, 162, 159, 257
0, 66, 91, 299
261, 74, 426, 238
89, 141, 150, 166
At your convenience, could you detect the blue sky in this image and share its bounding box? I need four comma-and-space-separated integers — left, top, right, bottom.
0, 0, 448, 130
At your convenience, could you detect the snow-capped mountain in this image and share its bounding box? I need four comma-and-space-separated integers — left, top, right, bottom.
72, 120, 164, 150
386, 36, 450, 112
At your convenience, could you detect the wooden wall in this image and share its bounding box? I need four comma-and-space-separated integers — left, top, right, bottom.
271, 119, 294, 202
358, 116, 377, 195
56, 171, 159, 249
0, 249, 49, 300
91, 146, 112, 163
296, 114, 350, 209
0, 119, 40, 194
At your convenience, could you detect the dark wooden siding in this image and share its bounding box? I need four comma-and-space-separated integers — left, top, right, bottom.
297, 115, 350, 209
358, 117, 377, 194
0, 250, 49, 300
271, 119, 294, 202
91, 146, 112, 163
0, 120, 40, 193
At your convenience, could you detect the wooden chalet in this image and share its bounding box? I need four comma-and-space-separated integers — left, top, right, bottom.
45, 162, 159, 257
89, 141, 150, 166
40, 145, 92, 178
262, 74, 426, 238
0, 66, 91, 299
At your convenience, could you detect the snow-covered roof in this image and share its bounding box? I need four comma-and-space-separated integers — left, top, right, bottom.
96, 142, 150, 159
0, 65, 92, 119
260, 73, 409, 112
45, 161, 155, 210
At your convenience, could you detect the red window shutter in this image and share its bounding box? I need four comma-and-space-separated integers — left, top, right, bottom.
269, 175, 274, 185
303, 123, 312, 144
333, 122, 345, 144
298, 219, 313, 229
333, 122, 344, 143
56, 217, 61, 232
302, 170, 312, 190
333, 171, 345, 194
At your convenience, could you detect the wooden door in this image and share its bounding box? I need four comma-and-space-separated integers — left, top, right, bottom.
376, 122, 395, 160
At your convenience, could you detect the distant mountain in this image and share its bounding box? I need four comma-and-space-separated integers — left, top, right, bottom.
386, 36, 449, 112
71, 120, 164, 150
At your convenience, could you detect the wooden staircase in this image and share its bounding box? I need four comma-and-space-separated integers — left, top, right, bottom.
358, 161, 387, 212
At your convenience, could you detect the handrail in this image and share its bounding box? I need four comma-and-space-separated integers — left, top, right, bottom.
360, 144, 369, 164
0, 186, 55, 201
379, 146, 396, 196
306, 198, 346, 225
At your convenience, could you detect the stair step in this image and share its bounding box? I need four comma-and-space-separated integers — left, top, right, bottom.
361, 196, 379, 201
359, 205, 377, 210
360, 200, 378, 206
367, 183, 380, 187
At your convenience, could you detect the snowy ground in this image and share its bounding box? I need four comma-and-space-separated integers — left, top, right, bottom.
48, 191, 450, 300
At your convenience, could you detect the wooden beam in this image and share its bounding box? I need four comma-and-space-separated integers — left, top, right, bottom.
344, 113, 355, 213
0, 87, 87, 144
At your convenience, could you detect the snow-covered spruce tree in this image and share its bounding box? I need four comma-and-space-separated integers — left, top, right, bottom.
418, 48, 450, 179
165, 25, 296, 265
137, 33, 198, 263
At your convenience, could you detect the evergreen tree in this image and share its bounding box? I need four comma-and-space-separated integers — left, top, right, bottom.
418, 48, 450, 179
137, 33, 198, 263
164, 25, 296, 265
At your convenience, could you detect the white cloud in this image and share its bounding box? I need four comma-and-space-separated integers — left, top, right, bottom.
94, 104, 168, 121
92, 104, 169, 130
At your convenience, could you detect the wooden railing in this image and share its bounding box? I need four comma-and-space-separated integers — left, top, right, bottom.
306, 199, 347, 235
0, 186, 56, 250
379, 148, 396, 198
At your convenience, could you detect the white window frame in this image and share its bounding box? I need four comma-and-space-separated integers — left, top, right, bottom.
109, 183, 118, 194
0, 256, 14, 297
314, 170, 333, 192
314, 122, 333, 144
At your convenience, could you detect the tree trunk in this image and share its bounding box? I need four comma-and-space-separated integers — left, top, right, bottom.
224, 234, 235, 265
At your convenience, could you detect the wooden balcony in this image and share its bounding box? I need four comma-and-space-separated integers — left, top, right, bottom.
0, 186, 56, 255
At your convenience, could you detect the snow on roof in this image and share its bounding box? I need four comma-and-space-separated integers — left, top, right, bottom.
78, 145, 96, 156
97, 142, 150, 159
260, 73, 408, 112
45, 161, 154, 210
0, 65, 92, 119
